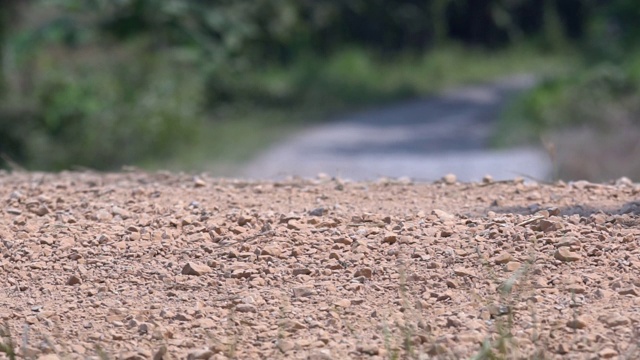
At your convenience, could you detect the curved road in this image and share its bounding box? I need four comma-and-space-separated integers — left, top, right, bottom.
242, 74, 551, 182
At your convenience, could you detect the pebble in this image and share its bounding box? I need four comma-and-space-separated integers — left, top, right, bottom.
554, 247, 581, 262
566, 316, 589, 329
235, 304, 257, 313
442, 173, 457, 184
493, 252, 512, 264
293, 287, 316, 298
66, 275, 82, 286
181, 262, 212, 276
333, 299, 351, 308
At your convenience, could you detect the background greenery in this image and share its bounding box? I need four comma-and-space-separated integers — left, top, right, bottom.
0, 0, 638, 179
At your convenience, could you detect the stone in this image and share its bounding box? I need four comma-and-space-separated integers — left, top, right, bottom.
504, 261, 521, 272
66, 275, 82, 286
333, 299, 351, 308
235, 304, 257, 313
38, 355, 61, 360
307, 349, 333, 360
181, 262, 212, 276
353, 268, 372, 279
277, 339, 295, 353
293, 268, 312, 276
598, 348, 618, 358
293, 287, 316, 298
309, 208, 325, 217
187, 348, 213, 360
566, 316, 589, 329
618, 287, 639, 296
193, 177, 207, 188
153, 345, 167, 360
554, 247, 581, 262
432, 209, 455, 221
356, 344, 379, 355
453, 267, 475, 278
599, 313, 630, 327
493, 252, 512, 264
442, 173, 457, 184
383, 233, 397, 244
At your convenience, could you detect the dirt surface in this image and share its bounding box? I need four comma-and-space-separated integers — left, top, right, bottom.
243, 75, 551, 182
1, 171, 640, 359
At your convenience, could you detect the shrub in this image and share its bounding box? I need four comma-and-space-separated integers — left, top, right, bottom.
0, 44, 204, 170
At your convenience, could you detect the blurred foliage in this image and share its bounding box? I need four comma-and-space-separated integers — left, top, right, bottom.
0, 0, 639, 170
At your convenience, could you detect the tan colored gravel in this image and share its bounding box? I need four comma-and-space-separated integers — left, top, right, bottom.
1, 171, 640, 359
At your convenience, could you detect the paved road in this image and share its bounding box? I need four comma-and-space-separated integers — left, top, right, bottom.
242, 75, 551, 182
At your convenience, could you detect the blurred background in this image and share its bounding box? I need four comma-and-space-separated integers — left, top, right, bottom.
0, 0, 638, 181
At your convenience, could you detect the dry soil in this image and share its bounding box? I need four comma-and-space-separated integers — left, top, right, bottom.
1, 171, 640, 360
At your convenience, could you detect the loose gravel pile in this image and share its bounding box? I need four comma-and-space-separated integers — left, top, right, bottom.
1, 171, 640, 360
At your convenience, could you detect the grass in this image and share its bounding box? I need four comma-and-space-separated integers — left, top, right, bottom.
150, 44, 576, 174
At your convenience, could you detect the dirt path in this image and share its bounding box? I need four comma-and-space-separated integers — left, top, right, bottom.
1, 171, 639, 359
243, 75, 551, 182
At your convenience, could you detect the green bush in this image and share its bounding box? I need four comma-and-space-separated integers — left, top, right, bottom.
0, 45, 204, 170
496, 58, 640, 146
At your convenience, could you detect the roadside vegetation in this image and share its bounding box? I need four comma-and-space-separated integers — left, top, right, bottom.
494, 1, 640, 181
0, 1, 637, 179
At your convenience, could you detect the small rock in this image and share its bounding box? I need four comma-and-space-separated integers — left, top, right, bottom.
446, 317, 462, 328
277, 339, 295, 353
293, 268, 312, 276
181, 262, 212, 276
153, 345, 167, 360
94, 209, 112, 222
29, 205, 49, 216
566, 315, 589, 329
598, 348, 618, 358
235, 304, 257, 313
504, 261, 521, 272
293, 287, 316, 298
565, 284, 586, 294
280, 319, 307, 331
309, 208, 325, 217
382, 232, 398, 244
120, 350, 151, 360
432, 209, 455, 221
193, 177, 207, 188
442, 173, 457, 184
353, 268, 372, 279
187, 348, 213, 360
307, 349, 333, 360
427, 344, 448, 356
556, 343, 570, 354
599, 313, 629, 327
493, 252, 512, 264
38, 354, 60, 360
453, 267, 475, 278
618, 287, 639, 296
538, 219, 562, 232
66, 275, 82, 286
554, 247, 581, 262
261, 246, 281, 257
333, 299, 351, 308
356, 344, 379, 355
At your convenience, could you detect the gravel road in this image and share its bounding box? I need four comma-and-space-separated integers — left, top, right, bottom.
243, 74, 551, 182
1, 171, 639, 359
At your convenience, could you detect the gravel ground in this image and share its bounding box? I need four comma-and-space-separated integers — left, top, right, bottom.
1, 171, 640, 359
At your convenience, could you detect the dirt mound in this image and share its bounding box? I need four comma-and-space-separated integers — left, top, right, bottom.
1, 171, 639, 359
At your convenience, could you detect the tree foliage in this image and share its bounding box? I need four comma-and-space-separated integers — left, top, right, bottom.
0, 0, 639, 170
